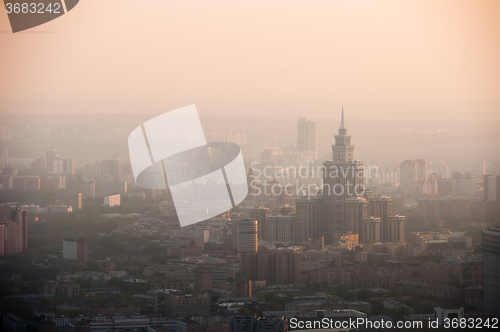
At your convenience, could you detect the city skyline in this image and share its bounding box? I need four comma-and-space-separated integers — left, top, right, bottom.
1, 0, 499, 327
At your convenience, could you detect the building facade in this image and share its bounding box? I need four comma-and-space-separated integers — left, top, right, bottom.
103, 194, 121, 207
297, 118, 317, 160
232, 219, 258, 253
321, 109, 366, 243
482, 228, 500, 317
0, 206, 28, 257
400, 159, 427, 198
63, 239, 89, 262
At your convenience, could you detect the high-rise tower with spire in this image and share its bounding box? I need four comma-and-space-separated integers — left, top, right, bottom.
295, 108, 404, 245
321, 108, 366, 242
332, 107, 354, 164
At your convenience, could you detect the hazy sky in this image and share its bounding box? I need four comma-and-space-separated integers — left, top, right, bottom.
0, 0, 499, 120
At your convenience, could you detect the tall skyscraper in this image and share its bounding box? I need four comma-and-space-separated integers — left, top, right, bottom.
482, 228, 500, 317
367, 196, 404, 243
293, 109, 405, 245
297, 117, 317, 160
322, 109, 365, 242
400, 159, 428, 198
383, 215, 405, 243
12, 206, 28, 253
260, 215, 295, 243
232, 219, 258, 253
235, 219, 259, 282
368, 196, 392, 242
368, 196, 393, 222
46, 149, 58, 174
484, 175, 500, 202
102, 155, 122, 182
0, 206, 28, 256
296, 196, 322, 240
362, 216, 381, 243
345, 197, 367, 238
62, 158, 75, 175
249, 207, 271, 239
451, 171, 476, 197
331, 109, 354, 164
77, 181, 96, 198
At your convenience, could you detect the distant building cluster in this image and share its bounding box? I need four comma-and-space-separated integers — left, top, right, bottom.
1, 108, 500, 328
206, 129, 248, 146
247, 112, 406, 246
400, 159, 435, 198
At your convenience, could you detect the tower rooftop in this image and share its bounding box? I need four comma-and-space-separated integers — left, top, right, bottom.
340, 107, 345, 129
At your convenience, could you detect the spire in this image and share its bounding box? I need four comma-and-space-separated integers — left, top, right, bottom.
340, 107, 345, 129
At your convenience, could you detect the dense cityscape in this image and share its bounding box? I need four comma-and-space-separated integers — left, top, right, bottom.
1, 1, 500, 330
0, 110, 499, 331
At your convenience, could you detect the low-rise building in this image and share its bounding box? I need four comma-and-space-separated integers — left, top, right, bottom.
435, 307, 464, 325
103, 194, 121, 207
46, 282, 80, 296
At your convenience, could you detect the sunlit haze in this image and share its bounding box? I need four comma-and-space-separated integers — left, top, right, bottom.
1, 0, 499, 121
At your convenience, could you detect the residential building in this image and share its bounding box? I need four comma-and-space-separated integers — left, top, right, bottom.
103, 194, 121, 207
451, 172, 476, 197
297, 118, 317, 160
63, 239, 89, 263
400, 159, 427, 198
232, 219, 258, 253
482, 228, 500, 317
0, 205, 28, 256
434, 307, 464, 325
